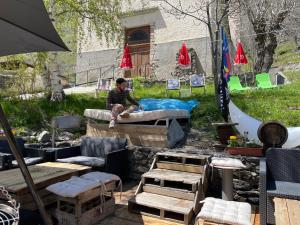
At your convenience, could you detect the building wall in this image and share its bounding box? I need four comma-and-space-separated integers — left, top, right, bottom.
76, 0, 211, 82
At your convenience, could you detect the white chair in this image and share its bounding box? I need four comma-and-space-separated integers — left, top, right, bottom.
190, 74, 206, 94
166, 79, 181, 97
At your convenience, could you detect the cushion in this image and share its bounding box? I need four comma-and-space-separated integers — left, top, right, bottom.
197, 197, 252, 225
84, 108, 190, 123
80, 137, 127, 157
12, 157, 43, 167
267, 180, 300, 199
81, 172, 120, 184
46, 176, 100, 198
57, 156, 105, 167
210, 157, 246, 169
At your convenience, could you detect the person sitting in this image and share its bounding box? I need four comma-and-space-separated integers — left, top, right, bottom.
107, 78, 143, 128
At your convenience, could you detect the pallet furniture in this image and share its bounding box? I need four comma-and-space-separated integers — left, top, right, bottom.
0, 162, 90, 210
129, 150, 210, 225
55, 180, 116, 225
87, 121, 169, 148
274, 198, 300, 225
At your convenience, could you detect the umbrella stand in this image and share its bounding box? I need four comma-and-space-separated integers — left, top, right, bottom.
0, 105, 52, 225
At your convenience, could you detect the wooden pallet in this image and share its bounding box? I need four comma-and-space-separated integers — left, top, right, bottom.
87, 122, 168, 148
143, 184, 196, 201
142, 169, 202, 192
156, 152, 210, 174
128, 192, 194, 225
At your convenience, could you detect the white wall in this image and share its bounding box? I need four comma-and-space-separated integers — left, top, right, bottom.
78, 0, 209, 53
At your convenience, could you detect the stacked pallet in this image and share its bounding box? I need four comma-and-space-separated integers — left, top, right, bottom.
129, 151, 210, 225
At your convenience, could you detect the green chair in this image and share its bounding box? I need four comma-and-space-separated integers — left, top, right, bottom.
255, 73, 276, 89
228, 76, 251, 92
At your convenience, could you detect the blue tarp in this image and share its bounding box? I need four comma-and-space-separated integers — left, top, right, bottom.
139, 98, 199, 113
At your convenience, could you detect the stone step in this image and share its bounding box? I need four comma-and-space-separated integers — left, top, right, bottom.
142, 169, 203, 192
143, 184, 196, 201
128, 192, 194, 225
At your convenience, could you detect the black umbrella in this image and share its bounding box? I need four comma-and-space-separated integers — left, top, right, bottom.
0, 1, 69, 224
0, 0, 69, 56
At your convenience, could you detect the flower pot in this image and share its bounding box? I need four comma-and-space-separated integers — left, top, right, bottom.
226, 147, 263, 157
212, 123, 238, 145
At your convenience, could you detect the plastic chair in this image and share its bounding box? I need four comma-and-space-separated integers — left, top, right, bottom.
228, 76, 251, 92
255, 73, 276, 89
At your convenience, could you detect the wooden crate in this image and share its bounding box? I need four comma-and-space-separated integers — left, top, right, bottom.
86, 121, 168, 148
56, 197, 115, 225
55, 182, 116, 225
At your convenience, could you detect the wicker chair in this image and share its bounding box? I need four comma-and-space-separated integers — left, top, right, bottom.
259, 148, 300, 225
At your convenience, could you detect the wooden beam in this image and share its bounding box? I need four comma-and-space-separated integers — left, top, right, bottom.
0, 105, 52, 225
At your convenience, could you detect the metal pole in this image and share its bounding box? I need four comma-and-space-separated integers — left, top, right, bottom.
222, 168, 233, 201
0, 105, 52, 225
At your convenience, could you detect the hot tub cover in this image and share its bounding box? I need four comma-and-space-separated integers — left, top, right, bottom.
84, 109, 190, 123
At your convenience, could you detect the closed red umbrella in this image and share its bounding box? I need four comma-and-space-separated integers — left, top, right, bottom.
234, 41, 248, 65
120, 43, 133, 70
178, 42, 191, 68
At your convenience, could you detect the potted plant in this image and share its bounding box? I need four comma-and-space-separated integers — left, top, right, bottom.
226, 136, 263, 157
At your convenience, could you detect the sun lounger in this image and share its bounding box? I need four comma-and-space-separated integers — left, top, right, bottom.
255, 73, 276, 89
228, 75, 251, 92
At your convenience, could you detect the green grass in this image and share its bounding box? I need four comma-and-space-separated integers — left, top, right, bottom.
274, 41, 300, 67
0, 81, 222, 132
231, 81, 300, 127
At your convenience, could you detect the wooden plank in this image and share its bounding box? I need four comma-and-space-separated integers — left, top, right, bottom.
143, 185, 195, 201
143, 169, 202, 185
0, 162, 90, 194
157, 162, 204, 174
274, 198, 290, 225
157, 152, 209, 160
129, 192, 193, 214
87, 123, 168, 135
286, 199, 300, 225
87, 123, 168, 147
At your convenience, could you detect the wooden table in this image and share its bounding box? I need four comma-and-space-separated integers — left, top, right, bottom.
0, 162, 91, 210
274, 197, 300, 225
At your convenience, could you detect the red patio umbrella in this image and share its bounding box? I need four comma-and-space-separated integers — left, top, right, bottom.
234, 41, 248, 65
120, 43, 133, 70
178, 42, 191, 68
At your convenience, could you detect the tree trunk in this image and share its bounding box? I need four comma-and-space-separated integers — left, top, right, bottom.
262, 33, 277, 72
206, 3, 219, 100
253, 33, 266, 74
294, 35, 299, 50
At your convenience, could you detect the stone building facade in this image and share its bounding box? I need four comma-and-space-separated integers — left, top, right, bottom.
76, 0, 212, 83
